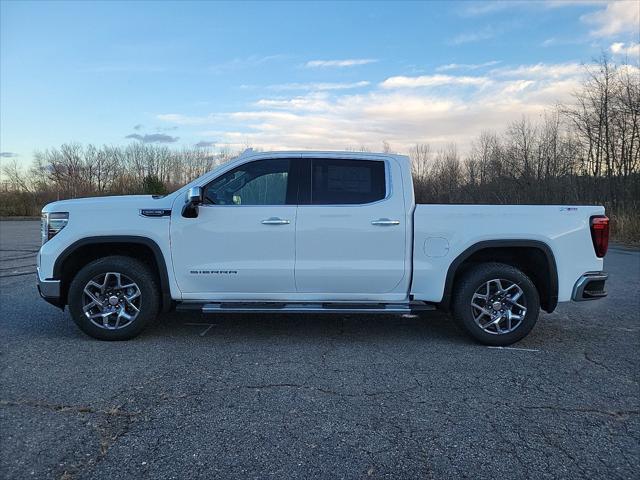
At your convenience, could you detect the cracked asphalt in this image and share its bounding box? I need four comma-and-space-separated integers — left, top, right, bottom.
1, 220, 638, 479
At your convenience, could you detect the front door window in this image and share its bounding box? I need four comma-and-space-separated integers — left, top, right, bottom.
204, 159, 291, 205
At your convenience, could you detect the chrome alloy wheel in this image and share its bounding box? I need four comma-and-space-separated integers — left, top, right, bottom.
82, 272, 142, 330
470, 278, 527, 335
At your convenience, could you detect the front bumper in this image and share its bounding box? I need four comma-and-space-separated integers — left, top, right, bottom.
37, 267, 64, 308
572, 271, 608, 301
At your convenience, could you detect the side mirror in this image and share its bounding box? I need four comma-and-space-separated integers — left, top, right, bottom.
187, 186, 204, 205
182, 186, 204, 218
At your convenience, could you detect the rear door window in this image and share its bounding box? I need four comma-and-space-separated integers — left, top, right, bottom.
310, 159, 386, 205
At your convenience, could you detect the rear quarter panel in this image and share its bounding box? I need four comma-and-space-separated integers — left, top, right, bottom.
410, 205, 605, 303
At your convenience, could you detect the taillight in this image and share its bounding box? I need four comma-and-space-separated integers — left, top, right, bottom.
590, 215, 609, 258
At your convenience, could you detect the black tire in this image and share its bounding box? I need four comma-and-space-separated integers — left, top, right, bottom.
68, 255, 160, 340
452, 262, 540, 346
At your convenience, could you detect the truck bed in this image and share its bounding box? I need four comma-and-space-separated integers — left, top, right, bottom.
410, 205, 605, 304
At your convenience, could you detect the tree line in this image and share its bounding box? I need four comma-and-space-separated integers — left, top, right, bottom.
409, 58, 639, 241
1, 57, 638, 240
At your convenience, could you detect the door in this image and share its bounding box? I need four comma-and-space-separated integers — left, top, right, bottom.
171, 158, 297, 298
294, 158, 407, 296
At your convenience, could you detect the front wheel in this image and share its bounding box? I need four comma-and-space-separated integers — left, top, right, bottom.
452, 263, 540, 346
68, 256, 160, 340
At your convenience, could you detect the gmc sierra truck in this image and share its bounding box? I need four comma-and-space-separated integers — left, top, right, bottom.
37, 150, 609, 345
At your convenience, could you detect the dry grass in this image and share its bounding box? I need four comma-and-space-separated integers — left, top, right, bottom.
610, 211, 640, 246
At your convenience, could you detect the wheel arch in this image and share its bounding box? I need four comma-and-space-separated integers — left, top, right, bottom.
440, 240, 558, 313
53, 236, 173, 312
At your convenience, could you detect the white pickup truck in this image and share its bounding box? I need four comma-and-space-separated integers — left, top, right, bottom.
37, 150, 610, 345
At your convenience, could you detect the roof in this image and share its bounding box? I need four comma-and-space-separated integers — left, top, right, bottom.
236, 148, 409, 162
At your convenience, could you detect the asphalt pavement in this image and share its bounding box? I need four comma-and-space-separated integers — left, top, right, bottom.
1, 220, 638, 479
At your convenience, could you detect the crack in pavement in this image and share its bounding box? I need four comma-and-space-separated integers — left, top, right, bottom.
1, 399, 140, 479
519, 404, 640, 420
583, 351, 620, 377
0, 399, 139, 417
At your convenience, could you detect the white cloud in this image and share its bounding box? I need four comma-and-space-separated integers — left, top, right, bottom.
267, 81, 370, 91
459, 0, 611, 18
500, 80, 537, 94
544, 0, 607, 8
610, 42, 640, 57
449, 28, 495, 45
255, 93, 333, 112
491, 62, 585, 78
208, 55, 288, 73
436, 61, 501, 71
156, 113, 221, 125
305, 59, 377, 68
581, 1, 640, 37
158, 62, 594, 153
539, 36, 589, 47
458, 1, 526, 16
380, 74, 491, 89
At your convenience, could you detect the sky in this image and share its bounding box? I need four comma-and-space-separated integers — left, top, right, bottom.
1, 0, 639, 165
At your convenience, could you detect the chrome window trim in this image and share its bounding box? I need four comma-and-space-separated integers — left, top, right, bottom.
199, 204, 294, 209
189, 154, 400, 208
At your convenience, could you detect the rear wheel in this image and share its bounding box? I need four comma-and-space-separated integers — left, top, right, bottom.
452, 263, 540, 346
68, 256, 160, 340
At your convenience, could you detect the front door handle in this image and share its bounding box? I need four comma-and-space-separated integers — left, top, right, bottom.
261, 217, 291, 225
371, 218, 400, 226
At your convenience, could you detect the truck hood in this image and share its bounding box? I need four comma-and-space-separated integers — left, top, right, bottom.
42, 194, 177, 213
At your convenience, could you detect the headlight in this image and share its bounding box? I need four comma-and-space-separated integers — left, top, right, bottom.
41, 212, 69, 244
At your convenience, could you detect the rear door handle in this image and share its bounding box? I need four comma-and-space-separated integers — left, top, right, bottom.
371, 218, 400, 226
261, 217, 291, 225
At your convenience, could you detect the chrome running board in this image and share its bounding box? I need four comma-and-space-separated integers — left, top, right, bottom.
176, 301, 435, 314
202, 302, 411, 314
176, 301, 436, 315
